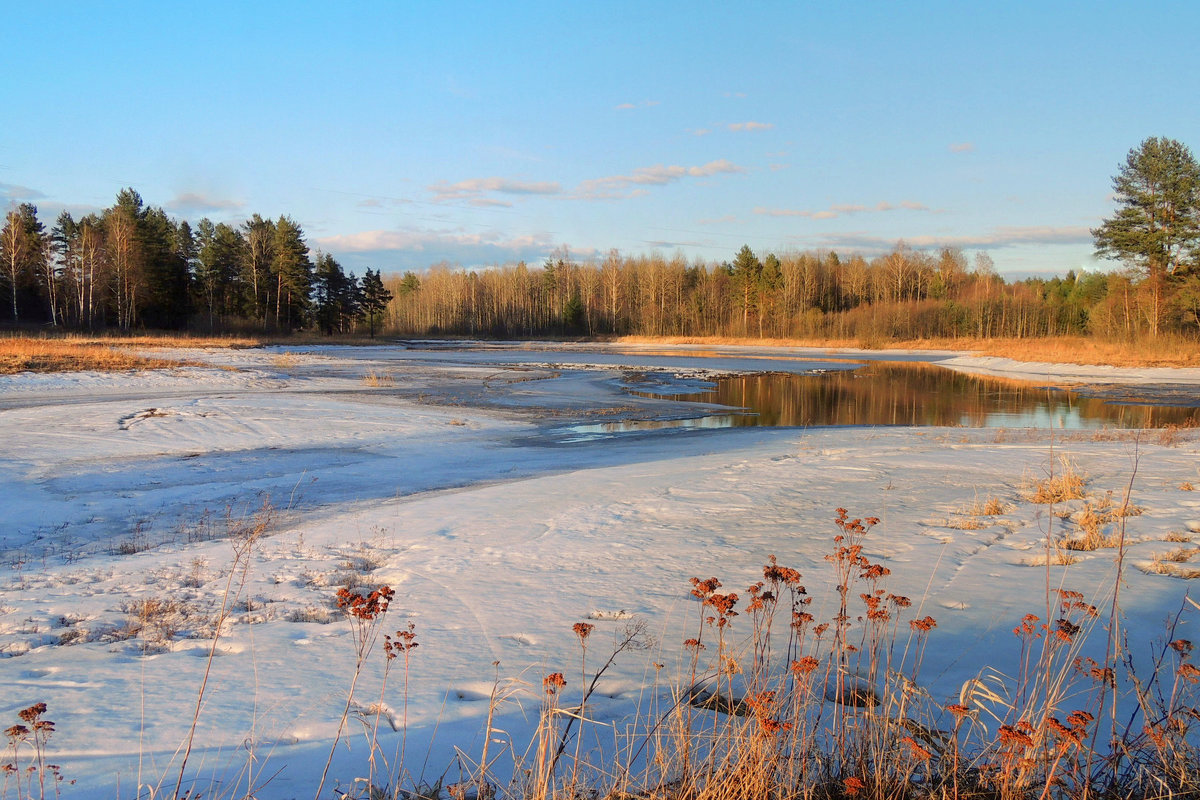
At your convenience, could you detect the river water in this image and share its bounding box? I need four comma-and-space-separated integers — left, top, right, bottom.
568, 360, 1200, 436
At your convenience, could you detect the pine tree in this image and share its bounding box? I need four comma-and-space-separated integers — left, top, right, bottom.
139, 207, 190, 329
314, 252, 354, 335
0, 203, 45, 322
1093, 137, 1200, 335
731, 244, 762, 334
271, 216, 312, 330
359, 268, 393, 338
196, 220, 245, 329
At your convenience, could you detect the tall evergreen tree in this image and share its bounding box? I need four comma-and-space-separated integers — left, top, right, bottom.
0, 203, 45, 322
360, 268, 393, 338
139, 206, 190, 329
270, 216, 312, 330
731, 244, 762, 334
1093, 137, 1200, 335
242, 214, 276, 325
104, 189, 145, 329
313, 252, 357, 334
196, 220, 245, 328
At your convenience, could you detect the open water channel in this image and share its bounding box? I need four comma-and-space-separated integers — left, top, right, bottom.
564, 359, 1200, 437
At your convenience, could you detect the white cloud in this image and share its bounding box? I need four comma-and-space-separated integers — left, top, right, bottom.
466, 197, 514, 208
315, 226, 561, 270
811, 226, 1092, 253
1, 183, 47, 203
698, 215, 738, 226
574, 159, 744, 200
642, 239, 702, 249
165, 191, 246, 215
428, 177, 562, 205
754, 200, 933, 220
949, 142, 976, 153
728, 121, 774, 132
690, 128, 712, 136
615, 100, 660, 110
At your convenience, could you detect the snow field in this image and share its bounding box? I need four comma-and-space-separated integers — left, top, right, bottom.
1, 345, 1198, 797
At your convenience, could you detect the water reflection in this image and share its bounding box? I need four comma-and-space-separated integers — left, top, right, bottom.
609, 362, 1199, 433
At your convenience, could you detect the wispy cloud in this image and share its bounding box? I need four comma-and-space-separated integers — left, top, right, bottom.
809, 225, 1092, 253
769, 163, 790, 172
689, 128, 712, 136
574, 159, 744, 200
315, 226, 560, 269
642, 239, 702, 249
165, 191, 246, 215
1, 183, 46, 204
614, 99, 661, 110
428, 177, 562, 206
698, 214, 738, 225
723, 91, 747, 99
949, 142, 976, 153
754, 200, 932, 220
728, 121, 774, 132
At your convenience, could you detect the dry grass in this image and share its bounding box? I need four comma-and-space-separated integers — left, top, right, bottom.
117, 596, 199, 644
0, 331, 401, 376
944, 515, 988, 530
67, 333, 259, 348
0, 338, 194, 374
363, 370, 396, 387
1064, 503, 1125, 551
270, 352, 301, 369
1023, 456, 1088, 504
963, 494, 1006, 516
1143, 546, 1200, 579
614, 333, 1200, 367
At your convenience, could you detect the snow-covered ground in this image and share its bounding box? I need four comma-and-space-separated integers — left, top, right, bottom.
1, 343, 1198, 798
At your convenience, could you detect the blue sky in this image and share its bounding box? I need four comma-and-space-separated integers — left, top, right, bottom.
3, 1, 1197, 277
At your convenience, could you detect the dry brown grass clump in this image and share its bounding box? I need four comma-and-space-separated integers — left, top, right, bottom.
1065, 507, 1123, 551
117, 596, 199, 643
362, 370, 396, 387
944, 494, 1006, 529
0, 338, 194, 374
962, 494, 1006, 516
1143, 547, 1200, 579
945, 515, 988, 530
1023, 456, 1088, 504
1064, 490, 1146, 551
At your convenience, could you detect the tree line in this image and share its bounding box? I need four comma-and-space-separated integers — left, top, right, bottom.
381, 245, 1196, 342
3, 138, 1196, 341
0, 188, 391, 335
